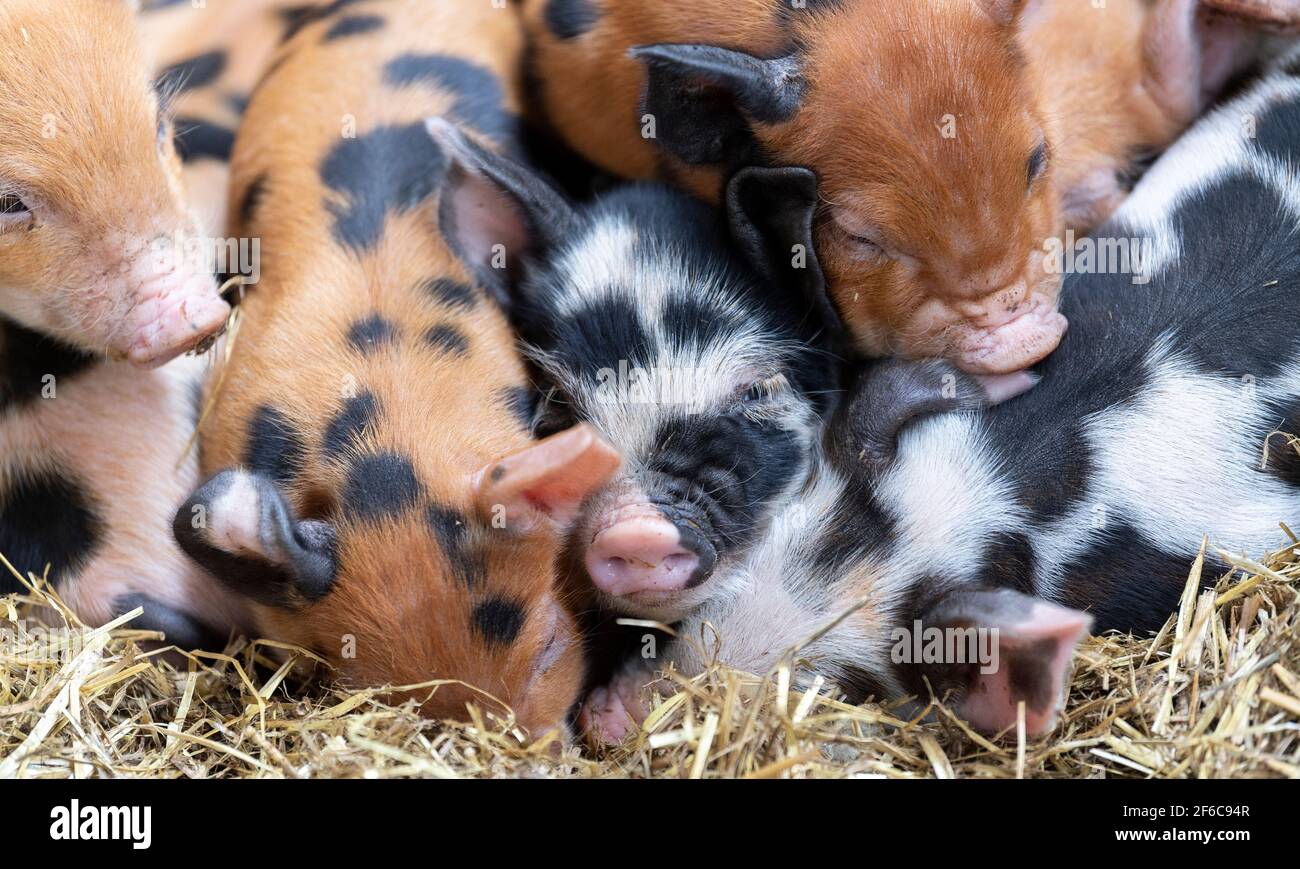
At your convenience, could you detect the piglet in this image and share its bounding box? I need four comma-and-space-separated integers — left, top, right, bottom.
522, 0, 1280, 375
0, 0, 229, 367
583, 49, 1300, 742
172, 0, 618, 739
428, 121, 839, 625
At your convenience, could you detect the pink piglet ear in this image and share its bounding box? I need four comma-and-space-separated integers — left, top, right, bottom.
921, 588, 1092, 736
473, 423, 621, 530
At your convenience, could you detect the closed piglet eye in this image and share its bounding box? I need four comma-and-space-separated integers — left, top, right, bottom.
738, 372, 789, 406
1027, 141, 1049, 188
0, 193, 32, 233
830, 210, 888, 259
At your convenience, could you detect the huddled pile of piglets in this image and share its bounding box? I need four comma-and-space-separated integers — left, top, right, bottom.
2, 0, 1299, 744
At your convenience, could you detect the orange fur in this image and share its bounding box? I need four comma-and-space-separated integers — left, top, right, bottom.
0, 0, 225, 361
521, 0, 1268, 370
203, 0, 585, 736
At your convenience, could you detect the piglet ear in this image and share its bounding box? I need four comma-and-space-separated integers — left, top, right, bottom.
833, 359, 1038, 475
1141, 0, 1257, 129
916, 588, 1092, 736
172, 470, 337, 608
725, 165, 842, 345
974, 0, 1042, 27
474, 423, 621, 530
629, 44, 803, 167
427, 117, 578, 304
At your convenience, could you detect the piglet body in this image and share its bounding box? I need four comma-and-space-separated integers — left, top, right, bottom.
171, 0, 617, 740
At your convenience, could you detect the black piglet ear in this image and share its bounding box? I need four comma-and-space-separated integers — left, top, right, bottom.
831, 359, 1038, 475
426, 117, 578, 305
172, 470, 337, 608
630, 43, 804, 167
725, 165, 843, 344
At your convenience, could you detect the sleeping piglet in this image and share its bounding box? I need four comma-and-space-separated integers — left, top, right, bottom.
0, 0, 229, 366
582, 48, 1300, 741
427, 123, 839, 626
523, 0, 1279, 375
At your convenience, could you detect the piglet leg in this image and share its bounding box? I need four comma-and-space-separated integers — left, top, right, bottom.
578, 663, 656, 745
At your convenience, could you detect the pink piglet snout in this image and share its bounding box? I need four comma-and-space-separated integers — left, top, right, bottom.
584, 505, 718, 603
124, 264, 230, 368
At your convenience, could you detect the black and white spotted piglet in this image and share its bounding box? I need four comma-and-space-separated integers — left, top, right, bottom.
430, 121, 840, 625
585, 52, 1300, 741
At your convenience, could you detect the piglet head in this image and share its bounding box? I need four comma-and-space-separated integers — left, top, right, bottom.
174, 425, 620, 740
0, 0, 228, 366
632, 0, 1066, 374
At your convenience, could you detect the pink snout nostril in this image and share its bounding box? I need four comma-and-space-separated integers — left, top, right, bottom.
585, 516, 706, 599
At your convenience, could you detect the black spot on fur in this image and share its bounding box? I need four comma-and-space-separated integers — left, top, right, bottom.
0, 468, 103, 590
324, 14, 385, 40
1055, 520, 1219, 635
427, 504, 482, 586
648, 412, 802, 557
543, 0, 599, 40
347, 314, 397, 353
280, 0, 373, 42
1250, 92, 1300, 167
156, 51, 227, 94
471, 597, 526, 647
424, 323, 469, 356
324, 391, 378, 460
974, 533, 1038, 596
422, 277, 477, 310
245, 406, 306, 485
0, 319, 97, 415
113, 593, 222, 650
173, 117, 236, 163
238, 173, 269, 229
320, 122, 445, 250
226, 94, 251, 116
383, 54, 517, 145
1262, 395, 1300, 488
498, 385, 537, 431
344, 453, 422, 522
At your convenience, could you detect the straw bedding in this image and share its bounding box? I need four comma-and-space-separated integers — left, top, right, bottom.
2, 513, 1298, 778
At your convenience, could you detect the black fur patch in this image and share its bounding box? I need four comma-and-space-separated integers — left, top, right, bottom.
1055, 521, 1218, 635
347, 314, 398, 353
156, 51, 227, 94
424, 323, 469, 356
238, 173, 269, 229
324, 14, 385, 41
498, 385, 537, 431
471, 597, 526, 646
0, 319, 97, 415
1250, 93, 1300, 166
324, 391, 379, 460
543, 0, 599, 40
344, 453, 422, 522
173, 117, 236, 163
422, 277, 477, 310
383, 54, 516, 145
0, 468, 103, 591
648, 412, 802, 556
974, 533, 1038, 596
426, 504, 482, 586
245, 406, 306, 485
281, 0, 373, 43
113, 593, 222, 650
1262, 395, 1300, 488
320, 122, 445, 250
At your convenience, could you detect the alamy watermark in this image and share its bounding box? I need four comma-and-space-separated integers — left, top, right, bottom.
890, 621, 1001, 675
1043, 231, 1153, 285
